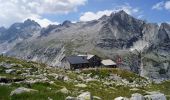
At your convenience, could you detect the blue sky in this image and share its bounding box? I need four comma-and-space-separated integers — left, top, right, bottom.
42, 0, 170, 24
0, 0, 170, 27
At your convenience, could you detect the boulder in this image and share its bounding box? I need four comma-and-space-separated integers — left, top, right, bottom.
77, 92, 92, 100
144, 92, 166, 100
5, 69, 16, 74
10, 87, 38, 96
56, 74, 65, 80
60, 87, 69, 94
85, 78, 97, 82
0, 62, 12, 69
48, 97, 53, 100
64, 76, 69, 81
93, 96, 102, 100
130, 93, 144, 100
65, 96, 76, 100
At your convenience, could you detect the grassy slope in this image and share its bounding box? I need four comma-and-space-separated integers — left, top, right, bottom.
0, 56, 170, 100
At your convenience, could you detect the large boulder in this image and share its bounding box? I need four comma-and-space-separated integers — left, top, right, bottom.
0, 62, 12, 68
5, 69, 16, 74
77, 92, 92, 100
144, 92, 166, 100
10, 87, 38, 96
130, 93, 144, 100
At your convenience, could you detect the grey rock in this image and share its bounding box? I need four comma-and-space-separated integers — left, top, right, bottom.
59, 87, 70, 94
5, 69, 16, 74
130, 93, 144, 100
0, 62, 12, 68
10, 87, 38, 96
65, 96, 76, 100
144, 92, 166, 100
77, 92, 92, 100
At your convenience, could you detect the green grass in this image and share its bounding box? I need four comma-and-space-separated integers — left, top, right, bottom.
81, 68, 147, 82
0, 82, 68, 100
0, 85, 13, 100
11, 82, 67, 100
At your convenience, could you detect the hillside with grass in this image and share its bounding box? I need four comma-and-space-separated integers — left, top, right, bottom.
0, 55, 169, 100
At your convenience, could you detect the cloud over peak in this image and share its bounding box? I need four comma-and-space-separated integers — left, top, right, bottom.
80, 4, 141, 22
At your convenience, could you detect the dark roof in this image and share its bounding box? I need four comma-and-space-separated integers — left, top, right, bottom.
65, 56, 89, 64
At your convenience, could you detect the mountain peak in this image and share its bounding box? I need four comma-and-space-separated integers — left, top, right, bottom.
62, 20, 71, 25
160, 23, 170, 28
118, 10, 127, 14
0, 26, 6, 31
23, 19, 40, 27
62, 20, 72, 27
110, 10, 128, 17
99, 15, 109, 20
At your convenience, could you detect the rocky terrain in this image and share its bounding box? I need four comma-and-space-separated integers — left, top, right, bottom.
0, 10, 170, 81
0, 55, 169, 100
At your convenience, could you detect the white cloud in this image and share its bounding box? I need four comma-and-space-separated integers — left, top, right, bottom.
80, 4, 141, 21
152, 1, 170, 11
0, 0, 87, 27
30, 16, 60, 27
80, 10, 113, 21
152, 1, 164, 10
165, 1, 170, 10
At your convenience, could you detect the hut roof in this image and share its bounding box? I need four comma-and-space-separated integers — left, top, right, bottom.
65, 56, 89, 64
101, 59, 116, 66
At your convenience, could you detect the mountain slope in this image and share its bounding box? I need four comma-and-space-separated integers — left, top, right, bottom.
0, 10, 170, 81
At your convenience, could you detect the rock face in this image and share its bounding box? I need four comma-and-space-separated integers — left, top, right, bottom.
0, 19, 40, 43
0, 10, 170, 80
96, 10, 144, 49
0, 19, 41, 53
